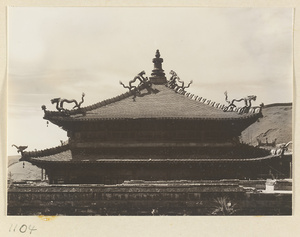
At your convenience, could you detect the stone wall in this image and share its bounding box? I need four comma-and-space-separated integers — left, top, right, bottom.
7, 180, 292, 216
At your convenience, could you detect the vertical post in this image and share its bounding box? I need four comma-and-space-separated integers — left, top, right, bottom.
41, 169, 44, 181
290, 162, 292, 179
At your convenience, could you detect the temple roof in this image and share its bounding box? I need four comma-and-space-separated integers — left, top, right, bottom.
43, 50, 262, 123
44, 84, 262, 123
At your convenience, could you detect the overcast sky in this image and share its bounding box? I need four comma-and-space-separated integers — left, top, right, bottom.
7, 7, 293, 156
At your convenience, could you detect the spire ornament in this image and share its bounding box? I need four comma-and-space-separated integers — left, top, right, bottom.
149, 50, 167, 84
155, 50, 160, 58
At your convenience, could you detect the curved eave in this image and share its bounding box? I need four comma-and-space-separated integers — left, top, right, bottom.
42, 85, 263, 125
28, 154, 285, 166
44, 111, 262, 123
20, 144, 70, 162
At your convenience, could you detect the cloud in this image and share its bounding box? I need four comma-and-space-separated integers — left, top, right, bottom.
7, 7, 293, 155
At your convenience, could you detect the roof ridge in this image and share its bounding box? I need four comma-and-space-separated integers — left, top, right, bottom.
44, 89, 135, 117
43, 81, 262, 121
165, 84, 262, 115
20, 144, 70, 161
43, 83, 154, 118
81, 90, 134, 113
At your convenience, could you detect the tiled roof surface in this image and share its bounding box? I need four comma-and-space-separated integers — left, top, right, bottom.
29, 152, 280, 164
46, 85, 261, 121
25, 147, 280, 164
30, 150, 72, 162
20, 144, 70, 161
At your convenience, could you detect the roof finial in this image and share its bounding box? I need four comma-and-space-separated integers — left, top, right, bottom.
155, 49, 160, 58
150, 49, 167, 85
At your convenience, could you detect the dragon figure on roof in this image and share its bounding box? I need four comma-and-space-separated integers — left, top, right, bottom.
50, 92, 85, 112
224, 91, 257, 114
120, 71, 154, 101
168, 70, 193, 91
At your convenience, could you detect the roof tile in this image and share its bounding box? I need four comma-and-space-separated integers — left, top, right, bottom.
76, 85, 259, 120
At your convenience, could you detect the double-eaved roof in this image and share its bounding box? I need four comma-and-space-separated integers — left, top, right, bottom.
20, 50, 265, 166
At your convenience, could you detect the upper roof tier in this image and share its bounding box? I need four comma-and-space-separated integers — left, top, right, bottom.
42, 50, 262, 123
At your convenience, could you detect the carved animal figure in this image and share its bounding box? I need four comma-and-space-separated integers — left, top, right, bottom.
271, 141, 292, 155
224, 91, 257, 108
224, 91, 257, 113
257, 138, 277, 147
169, 70, 193, 90
168, 70, 178, 89
51, 93, 85, 112
120, 71, 152, 101
12, 144, 28, 154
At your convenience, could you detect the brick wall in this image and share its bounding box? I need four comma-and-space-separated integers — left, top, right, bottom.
7, 180, 292, 216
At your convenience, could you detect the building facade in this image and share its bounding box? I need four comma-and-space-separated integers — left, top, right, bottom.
19, 50, 291, 184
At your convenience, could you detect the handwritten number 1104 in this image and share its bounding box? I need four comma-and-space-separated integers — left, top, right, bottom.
9, 224, 37, 234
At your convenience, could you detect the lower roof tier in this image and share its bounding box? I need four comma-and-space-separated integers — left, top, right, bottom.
20, 143, 287, 166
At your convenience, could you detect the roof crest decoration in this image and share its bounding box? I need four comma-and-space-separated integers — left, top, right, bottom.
41, 50, 262, 119
224, 91, 260, 114
51, 93, 85, 113
166, 71, 262, 115
167, 70, 193, 92
12, 144, 28, 155
42, 90, 136, 118
119, 70, 158, 101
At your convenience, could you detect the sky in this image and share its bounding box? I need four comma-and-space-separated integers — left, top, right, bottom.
7, 7, 293, 156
